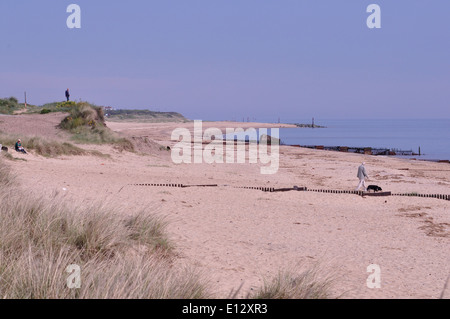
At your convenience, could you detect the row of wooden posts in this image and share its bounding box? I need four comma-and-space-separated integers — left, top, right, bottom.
130, 184, 450, 201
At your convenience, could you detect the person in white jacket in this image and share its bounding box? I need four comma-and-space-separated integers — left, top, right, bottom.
355, 162, 369, 191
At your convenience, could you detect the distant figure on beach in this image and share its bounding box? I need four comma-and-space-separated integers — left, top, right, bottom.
65, 88, 70, 101
355, 162, 368, 191
15, 139, 27, 154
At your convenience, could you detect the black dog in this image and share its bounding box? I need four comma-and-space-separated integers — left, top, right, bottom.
1, 146, 8, 152
367, 185, 382, 192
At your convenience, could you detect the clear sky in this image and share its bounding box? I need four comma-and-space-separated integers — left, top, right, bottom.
1, 1, 449, 121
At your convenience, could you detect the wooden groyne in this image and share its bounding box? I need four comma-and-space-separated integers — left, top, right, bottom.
295, 145, 419, 156
129, 183, 306, 193
125, 183, 450, 201
292, 123, 327, 128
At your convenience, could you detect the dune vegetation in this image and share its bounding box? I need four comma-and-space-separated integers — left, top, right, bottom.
248, 268, 336, 299
0, 158, 211, 299
0, 133, 108, 158
105, 109, 188, 123
0, 97, 27, 115
58, 102, 134, 152
1, 100, 134, 156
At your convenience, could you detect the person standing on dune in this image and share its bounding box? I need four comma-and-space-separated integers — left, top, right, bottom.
65, 88, 70, 101
355, 162, 369, 191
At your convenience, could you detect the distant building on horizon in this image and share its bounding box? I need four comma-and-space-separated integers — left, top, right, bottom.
102, 106, 114, 117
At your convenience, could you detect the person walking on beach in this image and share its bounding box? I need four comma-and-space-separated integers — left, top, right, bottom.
355, 162, 369, 191
65, 88, 70, 101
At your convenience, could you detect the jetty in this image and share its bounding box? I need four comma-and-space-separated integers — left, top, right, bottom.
292, 123, 327, 128
291, 117, 327, 128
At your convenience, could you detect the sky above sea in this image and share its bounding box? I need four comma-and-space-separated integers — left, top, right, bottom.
0, 1, 449, 120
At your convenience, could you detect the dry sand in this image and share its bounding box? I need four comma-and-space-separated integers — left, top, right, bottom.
1, 114, 449, 299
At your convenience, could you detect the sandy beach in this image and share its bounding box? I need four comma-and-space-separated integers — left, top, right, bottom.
2, 115, 449, 299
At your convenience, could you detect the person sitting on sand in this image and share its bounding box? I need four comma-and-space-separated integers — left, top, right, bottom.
15, 139, 27, 154
355, 162, 368, 191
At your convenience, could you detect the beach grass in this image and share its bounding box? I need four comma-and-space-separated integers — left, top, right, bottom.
0, 133, 109, 158
248, 267, 336, 299
0, 158, 210, 299
0, 152, 27, 162
67, 125, 134, 152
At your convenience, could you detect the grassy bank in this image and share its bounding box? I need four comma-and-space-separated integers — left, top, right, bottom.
105, 109, 189, 123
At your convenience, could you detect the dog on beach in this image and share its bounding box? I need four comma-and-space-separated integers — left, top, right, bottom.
367, 185, 382, 192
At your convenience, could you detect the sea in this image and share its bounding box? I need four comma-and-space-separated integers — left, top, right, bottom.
221, 118, 450, 162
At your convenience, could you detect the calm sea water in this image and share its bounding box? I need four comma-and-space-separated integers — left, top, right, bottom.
222, 119, 450, 161
277, 119, 450, 161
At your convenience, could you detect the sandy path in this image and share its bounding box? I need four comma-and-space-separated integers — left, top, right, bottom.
0, 113, 69, 140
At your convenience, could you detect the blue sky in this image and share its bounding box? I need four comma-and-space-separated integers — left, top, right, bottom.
0, 1, 449, 121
